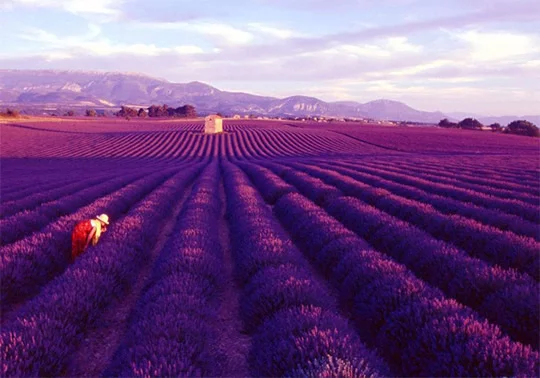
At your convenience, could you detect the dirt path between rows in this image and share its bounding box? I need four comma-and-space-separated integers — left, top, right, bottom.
62, 170, 201, 377
214, 173, 251, 377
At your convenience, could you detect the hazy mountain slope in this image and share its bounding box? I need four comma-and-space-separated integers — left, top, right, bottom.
1, 69, 536, 124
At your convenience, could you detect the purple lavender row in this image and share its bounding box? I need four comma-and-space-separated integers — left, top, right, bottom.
329, 195, 540, 348
1, 177, 80, 202
406, 158, 540, 188
237, 162, 298, 204
0, 169, 179, 309
310, 160, 539, 241
105, 165, 226, 377
0, 172, 150, 246
226, 163, 389, 377
0, 172, 123, 219
262, 161, 539, 347
290, 161, 540, 281
364, 160, 540, 206
0, 167, 201, 376
0, 161, 155, 202
333, 160, 540, 223
243, 163, 539, 364
380, 159, 540, 196
368, 158, 540, 201
267, 189, 538, 376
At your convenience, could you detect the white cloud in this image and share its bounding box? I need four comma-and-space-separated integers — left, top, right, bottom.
19, 24, 102, 47
194, 23, 254, 44
317, 36, 423, 58
338, 44, 391, 57
522, 60, 540, 68
3, 0, 125, 17
386, 37, 423, 53
141, 21, 254, 45
385, 59, 455, 77
43, 51, 73, 62
454, 30, 540, 62
82, 42, 203, 57
247, 23, 298, 39
364, 81, 427, 94
17, 25, 204, 58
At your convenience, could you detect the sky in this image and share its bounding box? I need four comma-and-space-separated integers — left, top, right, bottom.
0, 0, 539, 116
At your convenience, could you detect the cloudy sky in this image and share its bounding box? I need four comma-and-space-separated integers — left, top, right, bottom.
0, 0, 539, 115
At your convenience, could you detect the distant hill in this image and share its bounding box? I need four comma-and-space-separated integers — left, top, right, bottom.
0, 69, 537, 124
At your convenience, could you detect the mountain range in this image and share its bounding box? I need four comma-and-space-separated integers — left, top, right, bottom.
0, 69, 538, 125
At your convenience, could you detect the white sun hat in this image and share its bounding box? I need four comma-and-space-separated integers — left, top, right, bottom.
96, 214, 110, 225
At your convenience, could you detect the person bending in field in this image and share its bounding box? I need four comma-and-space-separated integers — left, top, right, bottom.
71, 214, 109, 261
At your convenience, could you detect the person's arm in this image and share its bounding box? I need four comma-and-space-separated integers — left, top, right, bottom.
84, 228, 96, 250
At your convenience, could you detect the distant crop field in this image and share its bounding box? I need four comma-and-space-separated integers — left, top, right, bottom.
1, 119, 539, 377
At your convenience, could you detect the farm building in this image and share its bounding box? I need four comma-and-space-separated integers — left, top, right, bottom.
205, 114, 223, 134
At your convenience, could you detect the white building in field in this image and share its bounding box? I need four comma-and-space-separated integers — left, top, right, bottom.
204, 114, 223, 134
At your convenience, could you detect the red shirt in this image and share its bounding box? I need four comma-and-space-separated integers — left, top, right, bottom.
71, 220, 95, 261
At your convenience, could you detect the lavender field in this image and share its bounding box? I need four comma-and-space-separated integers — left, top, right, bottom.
1, 118, 539, 377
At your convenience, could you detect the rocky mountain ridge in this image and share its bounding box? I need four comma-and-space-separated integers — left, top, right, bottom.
1, 69, 537, 124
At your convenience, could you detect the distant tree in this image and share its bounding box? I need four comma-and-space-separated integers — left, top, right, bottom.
85, 109, 97, 117
505, 120, 539, 137
8, 108, 20, 117
147, 104, 168, 117
147, 105, 158, 117
1, 108, 20, 117
64, 110, 75, 117
147, 103, 197, 118
438, 118, 458, 128
138, 108, 147, 117
489, 123, 502, 132
116, 106, 138, 118
458, 118, 483, 130
175, 104, 197, 118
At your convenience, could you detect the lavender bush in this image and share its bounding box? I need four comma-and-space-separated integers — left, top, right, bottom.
309, 160, 539, 240
106, 165, 226, 376
0, 172, 148, 245
334, 160, 540, 223
0, 169, 179, 309
1, 168, 201, 375
225, 163, 389, 377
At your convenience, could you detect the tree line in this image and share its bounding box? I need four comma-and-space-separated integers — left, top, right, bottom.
0, 108, 21, 118
439, 118, 539, 137
115, 104, 197, 118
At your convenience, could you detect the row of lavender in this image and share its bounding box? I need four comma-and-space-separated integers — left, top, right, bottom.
0, 172, 151, 245
368, 158, 539, 194
1, 172, 127, 219
0, 158, 180, 205
358, 159, 539, 211
1, 166, 203, 375
248, 161, 540, 347
107, 163, 388, 376
305, 160, 539, 240
2, 123, 376, 160
223, 163, 389, 376
0, 169, 181, 311
405, 157, 539, 185
105, 165, 226, 376
279, 161, 539, 280
331, 160, 540, 223
238, 161, 539, 376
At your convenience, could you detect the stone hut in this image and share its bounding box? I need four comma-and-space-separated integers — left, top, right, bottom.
204, 114, 223, 134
